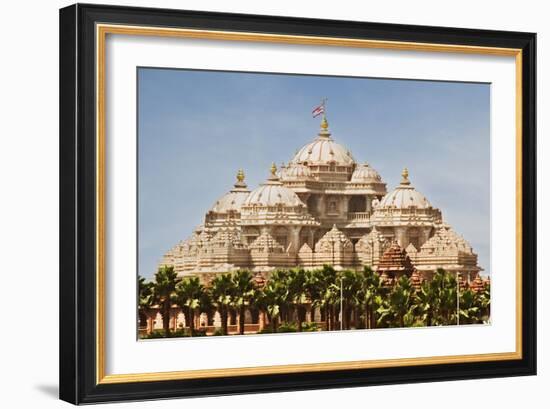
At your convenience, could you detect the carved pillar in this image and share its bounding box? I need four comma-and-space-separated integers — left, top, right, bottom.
341, 195, 350, 215
290, 226, 301, 254
318, 195, 326, 218
395, 227, 408, 248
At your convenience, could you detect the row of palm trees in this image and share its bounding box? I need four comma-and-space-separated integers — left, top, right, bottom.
139, 265, 490, 337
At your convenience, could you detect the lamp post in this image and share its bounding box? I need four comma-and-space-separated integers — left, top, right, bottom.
456, 272, 460, 326
340, 276, 344, 331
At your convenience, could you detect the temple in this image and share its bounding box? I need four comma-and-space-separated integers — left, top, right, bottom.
159, 114, 482, 284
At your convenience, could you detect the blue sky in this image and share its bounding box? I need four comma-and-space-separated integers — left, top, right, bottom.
138, 68, 490, 279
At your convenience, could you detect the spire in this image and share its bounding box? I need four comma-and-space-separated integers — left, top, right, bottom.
400, 167, 411, 185
321, 115, 329, 130
318, 114, 331, 139
267, 162, 280, 182
236, 169, 245, 183
232, 168, 248, 191
315, 98, 331, 139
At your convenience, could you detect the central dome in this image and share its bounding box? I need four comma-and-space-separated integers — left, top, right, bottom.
291, 117, 355, 166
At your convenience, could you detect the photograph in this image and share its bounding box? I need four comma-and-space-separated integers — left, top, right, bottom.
137, 68, 492, 339
54, 2, 536, 404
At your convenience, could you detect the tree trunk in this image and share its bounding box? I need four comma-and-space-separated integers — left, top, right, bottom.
271, 316, 278, 333
297, 305, 303, 332
163, 301, 171, 337
189, 307, 195, 336
221, 307, 228, 335
239, 305, 245, 335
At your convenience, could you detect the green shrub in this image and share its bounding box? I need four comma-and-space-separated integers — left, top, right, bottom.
278, 322, 298, 333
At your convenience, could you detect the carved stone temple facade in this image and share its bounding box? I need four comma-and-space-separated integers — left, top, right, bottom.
158, 115, 483, 285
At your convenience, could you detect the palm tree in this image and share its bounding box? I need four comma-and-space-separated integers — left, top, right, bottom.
458, 288, 481, 324
415, 280, 437, 326
138, 275, 153, 331
151, 266, 179, 337
337, 269, 364, 330
232, 270, 256, 335
286, 268, 310, 332
477, 283, 491, 323
416, 269, 457, 326
138, 275, 153, 310
378, 275, 416, 328
359, 267, 385, 329
258, 274, 287, 333
175, 276, 206, 336
309, 266, 338, 331
210, 273, 235, 335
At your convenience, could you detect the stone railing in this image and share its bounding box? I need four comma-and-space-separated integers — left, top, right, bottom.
347, 212, 371, 221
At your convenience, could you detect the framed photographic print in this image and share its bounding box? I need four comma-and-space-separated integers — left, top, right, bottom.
59, 3, 536, 404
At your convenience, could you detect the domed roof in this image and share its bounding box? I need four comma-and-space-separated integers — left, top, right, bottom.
243, 164, 306, 207
291, 117, 355, 166
351, 163, 382, 183
210, 169, 250, 213
377, 168, 432, 209
280, 163, 314, 181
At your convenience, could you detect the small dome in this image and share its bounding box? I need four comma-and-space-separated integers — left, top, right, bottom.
351, 163, 382, 183
210, 170, 250, 213
280, 163, 313, 181
378, 168, 432, 209
291, 118, 355, 166
243, 164, 305, 207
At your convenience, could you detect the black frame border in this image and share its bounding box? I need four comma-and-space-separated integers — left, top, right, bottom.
59, 3, 536, 404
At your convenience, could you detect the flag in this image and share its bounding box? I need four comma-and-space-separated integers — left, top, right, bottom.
312, 104, 325, 118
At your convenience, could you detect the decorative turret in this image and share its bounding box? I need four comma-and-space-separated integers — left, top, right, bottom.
249, 231, 285, 253
243, 164, 304, 207
469, 274, 485, 293
208, 169, 251, 214
410, 269, 423, 291
377, 240, 415, 279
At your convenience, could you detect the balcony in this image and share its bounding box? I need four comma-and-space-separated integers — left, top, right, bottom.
347, 212, 371, 221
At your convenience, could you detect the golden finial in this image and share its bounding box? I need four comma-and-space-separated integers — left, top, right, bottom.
236, 169, 245, 183
270, 162, 277, 176
401, 167, 410, 185
320, 115, 329, 130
